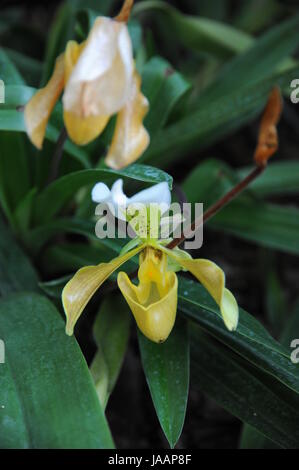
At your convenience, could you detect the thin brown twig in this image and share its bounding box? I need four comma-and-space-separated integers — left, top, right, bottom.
47, 127, 68, 185
126, 164, 266, 282
167, 165, 265, 250
115, 0, 134, 22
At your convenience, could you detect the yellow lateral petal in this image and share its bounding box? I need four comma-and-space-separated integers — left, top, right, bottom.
165, 249, 239, 331
105, 69, 150, 169
62, 244, 144, 336
64, 110, 109, 146
24, 55, 65, 149
221, 288, 239, 332
117, 271, 178, 343
64, 40, 85, 85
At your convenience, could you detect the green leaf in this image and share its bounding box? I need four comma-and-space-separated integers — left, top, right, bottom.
183, 159, 299, 256
240, 424, 278, 449
72, 0, 113, 15
240, 299, 299, 449
134, 1, 253, 58
0, 109, 24, 132
144, 64, 299, 166
281, 300, 299, 348
41, 242, 112, 275
182, 159, 235, 206
186, 275, 299, 448
0, 49, 25, 85
27, 217, 137, 263
91, 294, 131, 408
138, 318, 190, 448
41, 3, 76, 85
190, 325, 299, 449
0, 85, 90, 168
178, 277, 299, 398
233, 0, 283, 34
0, 216, 39, 296
0, 132, 31, 222
39, 275, 72, 299
2, 84, 35, 109
238, 161, 299, 197
141, 56, 191, 137
0, 292, 114, 448
196, 0, 228, 21
196, 13, 299, 107
33, 165, 173, 223
184, 159, 299, 202
2, 48, 42, 87
209, 198, 299, 255
38, 236, 135, 295
266, 269, 287, 336
13, 188, 37, 233
25, 218, 98, 254
141, 13, 299, 165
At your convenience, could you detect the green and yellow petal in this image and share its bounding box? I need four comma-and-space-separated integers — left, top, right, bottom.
63, 244, 144, 336
164, 248, 239, 331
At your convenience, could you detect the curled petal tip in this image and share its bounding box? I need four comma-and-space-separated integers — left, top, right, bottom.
164, 252, 239, 332
65, 324, 74, 336
254, 86, 283, 167
220, 288, 239, 332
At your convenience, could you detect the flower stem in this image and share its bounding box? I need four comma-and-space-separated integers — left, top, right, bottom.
115, 0, 134, 22
167, 164, 266, 250
127, 164, 265, 281
47, 127, 68, 185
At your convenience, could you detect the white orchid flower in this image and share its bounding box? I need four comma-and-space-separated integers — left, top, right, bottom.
92, 179, 171, 216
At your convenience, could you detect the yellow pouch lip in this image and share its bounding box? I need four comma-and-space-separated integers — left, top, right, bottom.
117, 270, 178, 343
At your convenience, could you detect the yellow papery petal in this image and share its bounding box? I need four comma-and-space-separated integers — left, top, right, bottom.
62, 244, 144, 336
165, 250, 239, 331
24, 55, 65, 149
105, 70, 150, 169
117, 271, 178, 343
64, 40, 86, 85
63, 17, 134, 118
63, 40, 110, 145
64, 111, 109, 146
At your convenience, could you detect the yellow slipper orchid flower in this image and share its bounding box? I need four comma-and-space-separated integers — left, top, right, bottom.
24, 0, 150, 169
62, 181, 239, 343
